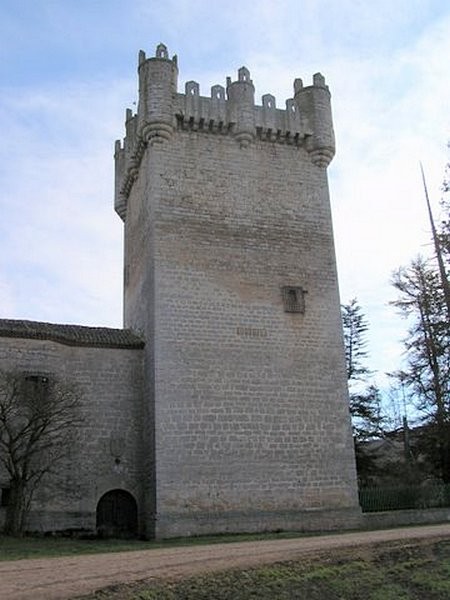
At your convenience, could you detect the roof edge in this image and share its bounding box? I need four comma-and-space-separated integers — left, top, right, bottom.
0, 319, 145, 349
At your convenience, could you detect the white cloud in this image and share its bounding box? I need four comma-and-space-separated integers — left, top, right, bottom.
1, 0, 449, 389
329, 13, 450, 377
0, 77, 135, 325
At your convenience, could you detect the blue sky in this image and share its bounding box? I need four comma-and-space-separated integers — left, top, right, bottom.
1, 0, 450, 398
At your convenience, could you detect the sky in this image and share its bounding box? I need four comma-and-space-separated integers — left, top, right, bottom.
1, 0, 449, 400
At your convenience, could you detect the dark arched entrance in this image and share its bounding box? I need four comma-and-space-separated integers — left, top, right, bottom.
96, 489, 138, 538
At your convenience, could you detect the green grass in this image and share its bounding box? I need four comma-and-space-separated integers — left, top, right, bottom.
3, 532, 450, 598
0, 523, 443, 562
0, 529, 312, 561
0, 536, 150, 561
79, 539, 450, 600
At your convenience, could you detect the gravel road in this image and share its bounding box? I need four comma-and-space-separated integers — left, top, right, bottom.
1, 523, 450, 600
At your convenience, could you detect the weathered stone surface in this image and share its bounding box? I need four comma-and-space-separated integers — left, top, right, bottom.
120, 45, 360, 537
0, 44, 360, 538
0, 335, 144, 533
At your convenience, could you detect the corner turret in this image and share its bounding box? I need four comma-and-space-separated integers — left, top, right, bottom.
114, 45, 337, 221
115, 45, 360, 539
294, 73, 335, 167
114, 44, 178, 220
226, 67, 255, 148
137, 43, 178, 144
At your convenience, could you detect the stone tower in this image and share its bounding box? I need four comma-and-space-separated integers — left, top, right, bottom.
114, 43, 360, 538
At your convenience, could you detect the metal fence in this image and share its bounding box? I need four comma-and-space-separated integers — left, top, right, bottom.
359, 483, 450, 512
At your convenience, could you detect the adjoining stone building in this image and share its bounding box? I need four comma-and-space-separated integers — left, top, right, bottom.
0, 320, 145, 536
0, 44, 361, 538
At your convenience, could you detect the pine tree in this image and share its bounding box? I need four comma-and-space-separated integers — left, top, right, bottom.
342, 299, 383, 438
341, 299, 384, 485
342, 298, 369, 381
391, 257, 450, 483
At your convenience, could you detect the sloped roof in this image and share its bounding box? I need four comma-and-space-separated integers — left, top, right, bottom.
0, 319, 145, 349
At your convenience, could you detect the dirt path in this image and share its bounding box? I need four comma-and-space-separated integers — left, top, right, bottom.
1, 524, 450, 600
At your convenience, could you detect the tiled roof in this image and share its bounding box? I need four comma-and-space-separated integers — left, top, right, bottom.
0, 319, 145, 349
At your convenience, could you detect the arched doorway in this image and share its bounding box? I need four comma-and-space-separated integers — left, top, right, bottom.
96, 489, 138, 538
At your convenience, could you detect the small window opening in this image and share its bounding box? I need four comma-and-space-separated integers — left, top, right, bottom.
25, 375, 48, 384
22, 374, 50, 404
282, 286, 306, 313
24, 374, 49, 391
1, 487, 11, 507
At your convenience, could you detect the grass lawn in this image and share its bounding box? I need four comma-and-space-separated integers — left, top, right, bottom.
2, 532, 450, 598
0, 530, 307, 561
80, 539, 450, 600
0, 535, 152, 561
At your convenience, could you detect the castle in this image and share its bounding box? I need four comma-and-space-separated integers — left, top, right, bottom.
0, 44, 361, 538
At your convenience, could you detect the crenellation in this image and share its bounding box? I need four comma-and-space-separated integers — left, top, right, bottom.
185, 80, 199, 95
124, 111, 137, 152
114, 44, 336, 220
114, 140, 126, 219
294, 77, 303, 93
211, 84, 225, 101
0, 44, 359, 539
184, 81, 201, 127
155, 42, 169, 59
285, 98, 305, 140
209, 84, 227, 132
237, 66, 252, 84
119, 45, 359, 538
262, 93, 276, 109
313, 72, 326, 87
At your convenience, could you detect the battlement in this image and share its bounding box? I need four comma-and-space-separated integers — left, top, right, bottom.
175, 79, 308, 143
115, 44, 335, 220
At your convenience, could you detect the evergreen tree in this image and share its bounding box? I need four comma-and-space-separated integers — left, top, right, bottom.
342, 298, 383, 439
341, 299, 384, 485
342, 298, 369, 381
391, 257, 450, 483
439, 158, 450, 261
390, 155, 450, 483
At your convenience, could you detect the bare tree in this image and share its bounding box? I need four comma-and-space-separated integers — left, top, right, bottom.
0, 371, 83, 535
391, 257, 450, 482
420, 163, 450, 321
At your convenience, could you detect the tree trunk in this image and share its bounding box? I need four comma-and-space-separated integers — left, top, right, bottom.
4, 481, 29, 536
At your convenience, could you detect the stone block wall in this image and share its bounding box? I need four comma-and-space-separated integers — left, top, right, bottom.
0, 333, 143, 534
119, 45, 360, 537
